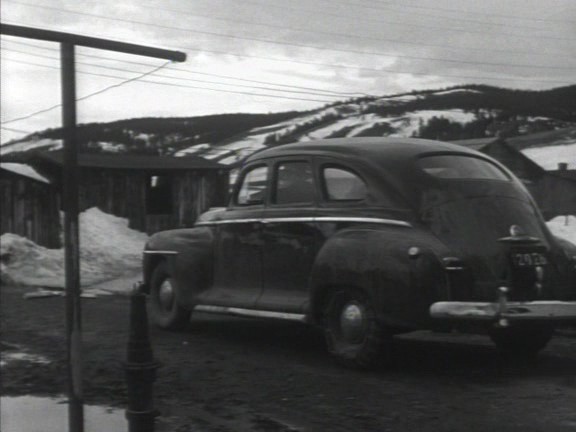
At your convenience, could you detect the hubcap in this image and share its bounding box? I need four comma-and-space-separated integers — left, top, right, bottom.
158, 279, 174, 310
339, 302, 365, 343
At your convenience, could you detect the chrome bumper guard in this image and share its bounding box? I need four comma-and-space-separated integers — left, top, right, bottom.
430, 301, 576, 322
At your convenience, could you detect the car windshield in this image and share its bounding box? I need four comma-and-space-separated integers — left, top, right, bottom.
417, 155, 509, 181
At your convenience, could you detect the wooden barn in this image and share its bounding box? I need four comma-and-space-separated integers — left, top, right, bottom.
1, 152, 230, 247
0, 162, 61, 248
453, 135, 576, 219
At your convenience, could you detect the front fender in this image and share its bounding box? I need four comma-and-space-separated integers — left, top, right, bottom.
309, 225, 450, 328
143, 227, 215, 307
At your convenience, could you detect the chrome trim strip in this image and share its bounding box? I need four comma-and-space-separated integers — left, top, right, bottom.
315, 217, 411, 227
196, 218, 262, 226
196, 216, 411, 228
194, 305, 307, 322
261, 217, 317, 224
430, 301, 576, 320
143, 250, 179, 255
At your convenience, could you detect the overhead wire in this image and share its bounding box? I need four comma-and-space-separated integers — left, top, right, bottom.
2, 40, 369, 97
3, 32, 573, 86
0, 57, 337, 124
1, 126, 33, 134
2, 1, 574, 126
4, 0, 576, 64
356, 0, 576, 24
1, 47, 353, 99
175, 46, 574, 85
331, 0, 574, 30
136, 0, 574, 59
1, 61, 172, 125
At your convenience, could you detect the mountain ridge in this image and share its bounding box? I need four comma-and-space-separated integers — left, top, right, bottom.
2, 84, 575, 164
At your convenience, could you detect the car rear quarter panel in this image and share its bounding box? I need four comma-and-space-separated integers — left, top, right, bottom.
310, 224, 451, 329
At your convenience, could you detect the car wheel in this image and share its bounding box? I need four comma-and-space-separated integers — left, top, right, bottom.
490, 324, 554, 357
324, 288, 391, 369
149, 261, 191, 330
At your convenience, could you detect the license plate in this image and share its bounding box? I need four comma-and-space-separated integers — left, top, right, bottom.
510, 252, 547, 267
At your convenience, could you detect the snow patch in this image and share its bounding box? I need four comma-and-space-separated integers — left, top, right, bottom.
0, 208, 147, 288
432, 89, 483, 96
92, 141, 127, 153
174, 143, 211, 156
388, 110, 476, 137
0, 138, 62, 156
547, 215, 576, 246
522, 143, 576, 170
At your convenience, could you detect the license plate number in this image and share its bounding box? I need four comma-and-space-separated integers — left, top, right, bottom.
510, 252, 547, 267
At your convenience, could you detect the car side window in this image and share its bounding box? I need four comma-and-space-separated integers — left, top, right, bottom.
274, 161, 315, 205
236, 165, 268, 206
323, 167, 367, 201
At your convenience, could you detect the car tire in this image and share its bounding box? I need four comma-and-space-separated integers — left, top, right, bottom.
149, 261, 191, 330
490, 324, 554, 357
324, 288, 391, 369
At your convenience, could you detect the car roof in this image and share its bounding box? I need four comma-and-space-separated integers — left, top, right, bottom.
244, 137, 482, 165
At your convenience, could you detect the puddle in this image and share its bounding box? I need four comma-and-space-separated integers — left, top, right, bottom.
1, 396, 126, 432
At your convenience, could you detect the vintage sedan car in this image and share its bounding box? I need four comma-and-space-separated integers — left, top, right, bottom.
141, 138, 576, 368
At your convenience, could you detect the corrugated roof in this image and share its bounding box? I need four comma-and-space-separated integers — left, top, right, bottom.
38, 151, 226, 170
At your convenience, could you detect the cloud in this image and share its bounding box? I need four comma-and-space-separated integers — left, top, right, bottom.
1, 0, 575, 143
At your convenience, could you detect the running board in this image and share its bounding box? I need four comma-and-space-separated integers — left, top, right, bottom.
194, 305, 307, 322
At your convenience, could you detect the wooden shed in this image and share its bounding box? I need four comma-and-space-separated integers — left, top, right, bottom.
31, 152, 230, 235
0, 162, 61, 248
1, 152, 230, 246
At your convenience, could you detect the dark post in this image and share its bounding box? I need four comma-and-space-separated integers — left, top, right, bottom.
61, 42, 84, 432
125, 284, 160, 432
0, 24, 186, 432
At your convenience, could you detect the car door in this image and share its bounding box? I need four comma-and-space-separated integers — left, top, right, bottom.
208, 164, 269, 308
257, 159, 320, 312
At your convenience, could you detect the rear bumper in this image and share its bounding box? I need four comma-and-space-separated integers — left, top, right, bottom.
430, 301, 576, 322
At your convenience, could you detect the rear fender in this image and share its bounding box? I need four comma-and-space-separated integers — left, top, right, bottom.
309, 226, 449, 328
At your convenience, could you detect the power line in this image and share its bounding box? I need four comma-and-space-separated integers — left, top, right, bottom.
9, 0, 570, 60
5, 0, 576, 63
1, 61, 172, 125
137, 0, 574, 59
4, 33, 573, 86
2, 47, 355, 98
1, 57, 337, 109
3, 40, 370, 97
1, 126, 33, 134
176, 46, 574, 85
357, 0, 576, 24
333, 0, 574, 30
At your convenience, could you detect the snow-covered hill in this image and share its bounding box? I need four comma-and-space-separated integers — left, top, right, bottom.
2, 84, 575, 165
175, 106, 481, 164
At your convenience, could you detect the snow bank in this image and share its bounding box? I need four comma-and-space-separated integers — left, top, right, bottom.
0, 208, 147, 288
546, 215, 576, 246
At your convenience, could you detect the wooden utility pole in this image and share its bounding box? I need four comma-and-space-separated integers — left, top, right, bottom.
1, 24, 186, 432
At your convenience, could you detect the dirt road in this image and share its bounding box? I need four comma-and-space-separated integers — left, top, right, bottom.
2, 283, 576, 432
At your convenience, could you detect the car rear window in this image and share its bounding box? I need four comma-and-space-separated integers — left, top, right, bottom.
417, 155, 509, 180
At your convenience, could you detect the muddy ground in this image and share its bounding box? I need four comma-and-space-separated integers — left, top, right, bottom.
2, 282, 576, 432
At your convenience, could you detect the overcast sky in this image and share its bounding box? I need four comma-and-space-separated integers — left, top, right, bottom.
1, 0, 575, 143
